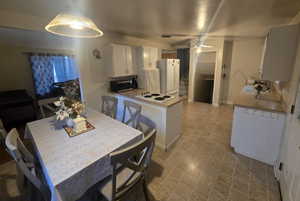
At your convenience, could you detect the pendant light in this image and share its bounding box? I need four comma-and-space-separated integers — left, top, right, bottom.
45, 13, 103, 38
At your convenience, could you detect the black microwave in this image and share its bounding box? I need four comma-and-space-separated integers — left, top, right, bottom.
110, 77, 138, 92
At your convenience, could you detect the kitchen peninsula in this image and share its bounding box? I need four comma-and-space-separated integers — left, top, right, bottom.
114, 90, 183, 151
231, 93, 286, 165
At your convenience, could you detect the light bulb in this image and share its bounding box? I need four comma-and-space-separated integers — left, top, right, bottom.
69, 21, 84, 30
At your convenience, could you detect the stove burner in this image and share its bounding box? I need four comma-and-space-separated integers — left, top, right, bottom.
154, 97, 165, 101
163, 95, 171, 98
151, 93, 160, 96
144, 95, 152, 98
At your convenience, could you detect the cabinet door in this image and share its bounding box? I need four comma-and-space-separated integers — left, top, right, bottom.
261, 24, 299, 81
143, 47, 151, 67
150, 47, 158, 68
112, 45, 134, 77
112, 45, 126, 76
125, 46, 132, 75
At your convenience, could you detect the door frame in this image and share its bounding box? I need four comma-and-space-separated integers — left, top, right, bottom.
188, 42, 225, 106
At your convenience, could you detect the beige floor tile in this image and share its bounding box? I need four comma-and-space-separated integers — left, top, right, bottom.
229, 188, 249, 201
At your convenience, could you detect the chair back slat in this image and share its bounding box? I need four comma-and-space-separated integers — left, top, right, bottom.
137, 115, 156, 137
109, 130, 156, 201
5, 128, 51, 201
122, 100, 141, 128
38, 97, 58, 119
101, 96, 118, 119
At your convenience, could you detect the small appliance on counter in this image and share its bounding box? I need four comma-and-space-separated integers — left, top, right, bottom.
110, 76, 138, 92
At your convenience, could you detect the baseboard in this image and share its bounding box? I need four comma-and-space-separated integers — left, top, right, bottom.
225, 101, 233, 105
155, 141, 165, 151
212, 103, 219, 107
166, 134, 181, 151
155, 135, 181, 152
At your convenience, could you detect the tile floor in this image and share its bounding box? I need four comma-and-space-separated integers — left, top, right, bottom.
0, 102, 281, 201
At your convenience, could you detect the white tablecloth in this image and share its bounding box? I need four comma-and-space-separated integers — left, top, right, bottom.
25, 109, 142, 201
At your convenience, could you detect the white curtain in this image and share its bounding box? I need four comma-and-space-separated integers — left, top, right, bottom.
52, 56, 79, 83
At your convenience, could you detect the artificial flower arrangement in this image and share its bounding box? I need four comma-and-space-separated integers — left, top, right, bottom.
54, 97, 88, 133
54, 97, 85, 121
252, 80, 271, 98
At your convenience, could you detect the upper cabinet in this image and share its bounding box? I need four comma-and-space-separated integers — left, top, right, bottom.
259, 24, 300, 81
105, 44, 136, 78
136, 46, 159, 69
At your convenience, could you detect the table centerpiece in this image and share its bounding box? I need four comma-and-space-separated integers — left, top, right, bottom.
54, 97, 90, 135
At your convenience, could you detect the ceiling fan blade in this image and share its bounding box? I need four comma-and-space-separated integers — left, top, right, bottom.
161, 34, 201, 38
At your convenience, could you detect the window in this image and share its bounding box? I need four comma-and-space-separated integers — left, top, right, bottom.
29, 54, 80, 99
52, 56, 79, 83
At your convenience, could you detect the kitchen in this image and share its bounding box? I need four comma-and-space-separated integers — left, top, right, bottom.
104, 44, 183, 151
1, 1, 300, 201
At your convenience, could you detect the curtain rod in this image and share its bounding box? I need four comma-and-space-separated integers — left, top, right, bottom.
23, 52, 75, 57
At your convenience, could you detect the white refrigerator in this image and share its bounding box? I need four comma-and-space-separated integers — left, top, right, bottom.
158, 59, 180, 95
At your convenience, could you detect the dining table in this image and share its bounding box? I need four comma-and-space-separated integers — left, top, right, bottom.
25, 108, 143, 201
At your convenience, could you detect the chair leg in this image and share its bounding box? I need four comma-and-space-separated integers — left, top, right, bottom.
142, 179, 150, 201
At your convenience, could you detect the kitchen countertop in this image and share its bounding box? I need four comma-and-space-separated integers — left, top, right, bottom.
115, 89, 183, 107
234, 93, 287, 113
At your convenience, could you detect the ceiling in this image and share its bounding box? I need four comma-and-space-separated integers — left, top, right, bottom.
0, 0, 300, 44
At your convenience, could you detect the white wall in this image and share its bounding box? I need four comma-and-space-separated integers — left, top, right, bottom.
226, 39, 264, 104
0, 30, 171, 111
221, 41, 233, 103
0, 43, 74, 98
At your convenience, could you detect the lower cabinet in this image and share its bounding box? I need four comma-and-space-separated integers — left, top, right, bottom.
231, 106, 286, 165
115, 95, 183, 151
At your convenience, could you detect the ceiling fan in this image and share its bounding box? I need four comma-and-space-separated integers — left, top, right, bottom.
161, 34, 201, 38
161, 34, 213, 48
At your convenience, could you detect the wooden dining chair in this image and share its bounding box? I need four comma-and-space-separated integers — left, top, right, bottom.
122, 100, 142, 129
99, 130, 156, 201
5, 128, 51, 201
101, 96, 118, 119
137, 115, 156, 137
5, 128, 101, 201
38, 97, 58, 119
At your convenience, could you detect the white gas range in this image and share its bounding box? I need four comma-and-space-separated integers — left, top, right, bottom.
135, 93, 176, 103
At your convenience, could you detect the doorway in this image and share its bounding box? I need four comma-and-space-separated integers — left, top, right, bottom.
193, 51, 216, 104
177, 48, 190, 97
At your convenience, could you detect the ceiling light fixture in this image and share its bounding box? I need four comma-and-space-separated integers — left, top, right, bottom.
45, 13, 103, 38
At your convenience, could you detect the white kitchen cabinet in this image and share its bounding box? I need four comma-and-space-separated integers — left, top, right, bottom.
259, 24, 299, 81
115, 94, 183, 151
104, 44, 136, 77
231, 106, 286, 165
136, 46, 159, 69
